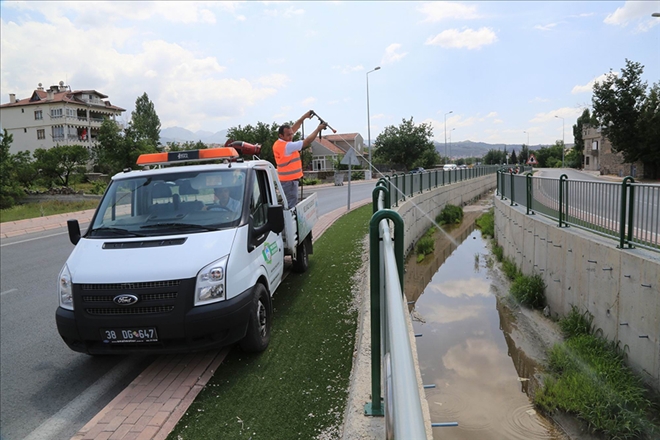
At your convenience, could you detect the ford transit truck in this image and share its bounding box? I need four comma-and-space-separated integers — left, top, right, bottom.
56, 146, 317, 354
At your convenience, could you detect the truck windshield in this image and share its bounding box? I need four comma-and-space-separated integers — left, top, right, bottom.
88, 169, 246, 238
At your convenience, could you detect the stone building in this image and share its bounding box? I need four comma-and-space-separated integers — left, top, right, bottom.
582, 125, 644, 178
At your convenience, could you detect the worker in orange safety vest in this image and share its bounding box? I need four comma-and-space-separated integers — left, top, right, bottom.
273, 110, 327, 208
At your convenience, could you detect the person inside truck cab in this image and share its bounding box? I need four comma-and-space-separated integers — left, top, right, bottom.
206, 186, 241, 213
273, 110, 328, 208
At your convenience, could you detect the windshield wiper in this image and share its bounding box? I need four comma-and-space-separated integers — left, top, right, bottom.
140, 223, 218, 232
90, 227, 147, 237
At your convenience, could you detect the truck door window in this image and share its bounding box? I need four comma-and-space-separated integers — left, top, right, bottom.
250, 171, 269, 228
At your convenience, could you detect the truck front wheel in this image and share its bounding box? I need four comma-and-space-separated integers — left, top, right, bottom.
239, 283, 272, 352
292, 236, 310, 273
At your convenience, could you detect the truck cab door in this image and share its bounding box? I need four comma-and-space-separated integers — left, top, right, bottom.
247, 169, 284, 292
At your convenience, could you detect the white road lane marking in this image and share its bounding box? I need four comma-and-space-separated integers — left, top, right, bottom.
1, 288, 18, 296
0, 223, 90, 247
23, 357, 140, 440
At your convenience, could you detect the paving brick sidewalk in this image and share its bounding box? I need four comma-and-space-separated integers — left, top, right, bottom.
64, 199, 372, 440
0, 209, 96, 238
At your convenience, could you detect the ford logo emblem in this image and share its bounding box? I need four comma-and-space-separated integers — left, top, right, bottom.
113, 294, 139, 306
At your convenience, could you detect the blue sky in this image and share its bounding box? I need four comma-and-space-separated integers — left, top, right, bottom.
1, 1, 658, 147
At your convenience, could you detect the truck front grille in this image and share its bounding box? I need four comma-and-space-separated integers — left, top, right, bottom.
86, 306, 175, 315
75, 279, 185, 317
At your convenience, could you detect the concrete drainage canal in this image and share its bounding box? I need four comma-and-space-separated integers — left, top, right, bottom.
405, 209, 567, 440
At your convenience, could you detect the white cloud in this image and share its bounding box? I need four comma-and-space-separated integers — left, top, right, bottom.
493, 119, 503, 124
571, 72, 617, 94
534, 22, 559, 31
256, 74, 290, 88
301, 97, 317, 106
381, 43, 407, 65
332, 64, 365, 74
604, 1, 659, 32
425, 27, 497, 50
417, 2, 480, 22
3, 1, 239, 25
486, 112, 498, 118
530, 107, 582, 124
0, 16, 280, 130
264, 6, 305, 18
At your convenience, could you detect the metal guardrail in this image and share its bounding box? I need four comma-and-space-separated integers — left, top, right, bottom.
368, 183, 426, 439
382, 165, 530, 207
497, 171, 660, 252
367, 166, 515, 438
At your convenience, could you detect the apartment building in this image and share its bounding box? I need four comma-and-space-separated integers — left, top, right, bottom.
0, 82, 125, 154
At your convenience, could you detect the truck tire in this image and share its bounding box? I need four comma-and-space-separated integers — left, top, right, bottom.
292, 236, 309, 273
239, 283, 272, 353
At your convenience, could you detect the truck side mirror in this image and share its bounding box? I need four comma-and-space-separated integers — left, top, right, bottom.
67, 219, 81, 245
268, 205, 284, 234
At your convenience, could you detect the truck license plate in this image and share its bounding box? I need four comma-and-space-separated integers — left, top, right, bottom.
101, 328, 158, 344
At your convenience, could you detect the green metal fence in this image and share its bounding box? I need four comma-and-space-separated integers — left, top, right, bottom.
498, 171, 660, 252
383, 165, 512, 206
366, 165, 518, 438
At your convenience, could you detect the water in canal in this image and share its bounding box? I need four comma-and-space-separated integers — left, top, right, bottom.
405, 217, 564, 440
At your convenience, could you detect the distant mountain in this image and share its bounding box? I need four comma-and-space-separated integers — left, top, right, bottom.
160, 127, 228, 145
434, 140, 558, 159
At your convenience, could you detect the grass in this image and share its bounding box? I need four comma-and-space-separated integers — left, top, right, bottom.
535, 306, 659, 439
415, 226, 436, 262
475, 209, 495, 237
0, 199, 100, 223
435, 204, 463, 225
167, 204, 372, 440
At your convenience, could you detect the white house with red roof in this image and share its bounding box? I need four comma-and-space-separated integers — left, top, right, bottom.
0, 82, 125, 154
310, 132, 366, 171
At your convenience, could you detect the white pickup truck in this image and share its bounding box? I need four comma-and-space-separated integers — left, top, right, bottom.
56, 146, 317, 354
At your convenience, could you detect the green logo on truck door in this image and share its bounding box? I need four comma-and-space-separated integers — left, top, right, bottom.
262, 242, 279, 264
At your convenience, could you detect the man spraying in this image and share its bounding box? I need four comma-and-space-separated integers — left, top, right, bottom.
273, 110, 327, 208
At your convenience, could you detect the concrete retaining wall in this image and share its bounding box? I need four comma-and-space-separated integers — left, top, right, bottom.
494, 196, 660, 392
395, 174, 496, 255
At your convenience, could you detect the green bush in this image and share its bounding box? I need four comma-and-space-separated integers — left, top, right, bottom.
436, 204, 463, 225
492, 241, 504, 262
502, 257, 521, 281
476, 209, 494, 237
535, 334, 657, 439
416, 236, 434, 256
301, 177, 320, 186
89, 180, 108, 195
559, 305, 595, 338
510, 273, 546, 309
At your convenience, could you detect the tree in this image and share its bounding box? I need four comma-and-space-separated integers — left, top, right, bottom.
373, 117, 438, 170
33, 144, 90, 187
592, 59, 660, 177
483, 149, 506, 165
0, 129, 25, 208
519, 144, 530, 165
533, 141, 564, 168
510, 150, 518, 164
93, 118, 157, 175
226, 121, 305, 166
127, 92, 161, 147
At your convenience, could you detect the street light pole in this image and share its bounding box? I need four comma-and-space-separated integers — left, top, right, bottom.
449, 127, 455, 159
444, 110, 453, 162
555, 115, 565, 168
366, 67, 381, 173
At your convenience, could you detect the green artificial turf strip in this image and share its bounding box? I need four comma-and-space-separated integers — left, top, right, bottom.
168, 205, 372, 440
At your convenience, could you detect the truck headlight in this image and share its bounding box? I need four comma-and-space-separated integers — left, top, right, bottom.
195, 256, 228, 306
58, 264, 73, 310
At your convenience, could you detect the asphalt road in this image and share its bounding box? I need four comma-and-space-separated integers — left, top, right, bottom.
0, 180, 375, 440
